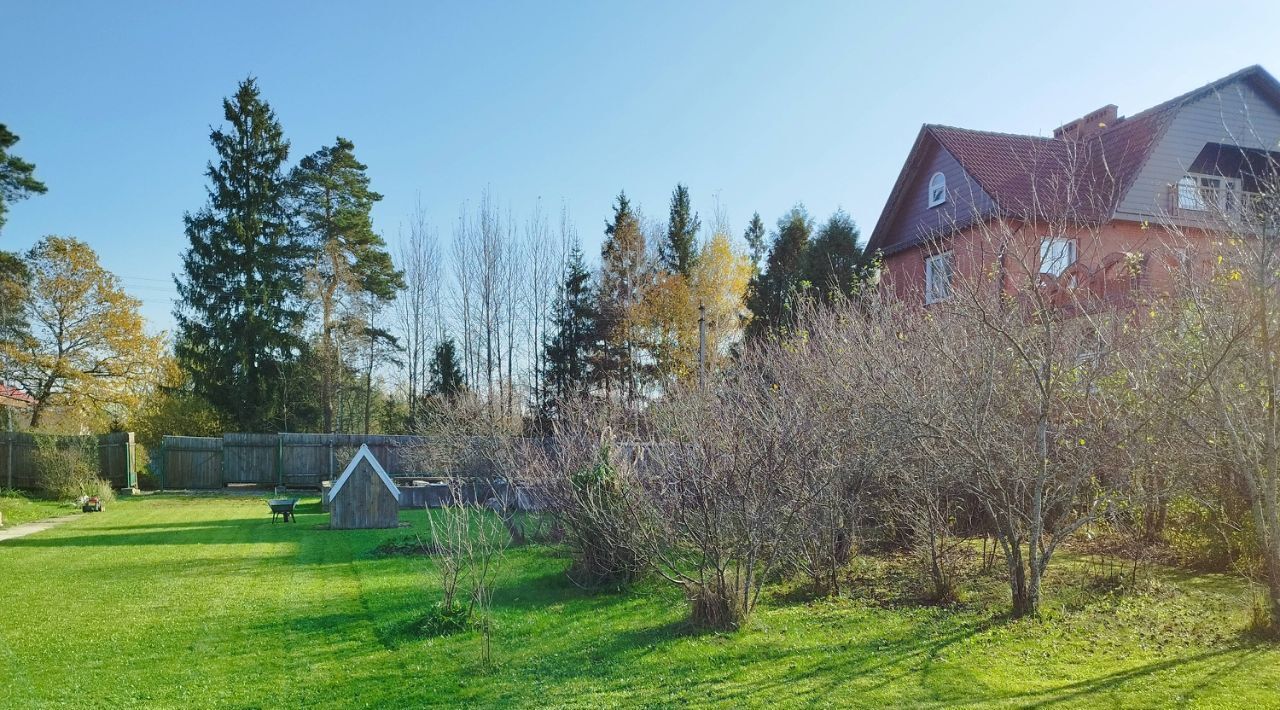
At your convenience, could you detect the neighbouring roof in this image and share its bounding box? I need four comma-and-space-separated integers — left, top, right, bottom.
328, 444, 400, 502
0, 385, 36, 407
867, 65, 1280, 254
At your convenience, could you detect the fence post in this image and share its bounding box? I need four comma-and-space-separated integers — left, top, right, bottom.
125, 433, 137, 488
276, 434, 284, 487
158, 438, 166, 491
5, 432, 11, 490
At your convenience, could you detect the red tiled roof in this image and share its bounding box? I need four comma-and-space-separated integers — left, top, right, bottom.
868, 65, 1280, 253
0, 385, 35, 406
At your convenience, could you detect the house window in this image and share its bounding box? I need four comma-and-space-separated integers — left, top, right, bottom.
925, 251, 954, 303
1039, 237, 1077, 277
928, 172, 947, 208
1177, 173, 1238, 213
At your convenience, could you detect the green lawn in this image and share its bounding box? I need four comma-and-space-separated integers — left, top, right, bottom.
0, 490, 74, 527
0, 495, 1276, 709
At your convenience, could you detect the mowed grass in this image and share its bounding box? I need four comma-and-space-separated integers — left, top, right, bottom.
0, 495, 1277, 709
0, 490, 73, 527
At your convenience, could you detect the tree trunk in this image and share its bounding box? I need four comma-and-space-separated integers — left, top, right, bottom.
1267, 548, 1280, 634
1007, 542, 1033, 617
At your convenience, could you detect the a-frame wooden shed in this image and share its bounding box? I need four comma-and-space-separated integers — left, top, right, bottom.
328, 445, 400, 529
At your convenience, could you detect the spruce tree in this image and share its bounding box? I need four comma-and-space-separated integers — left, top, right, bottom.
541, 241, 597, 414
175, 78, 310, 431
291, 137, 403, 432
596, 192, 648, 403
743, 212, 767, 267
660, 183, 700, 277
744, 205, 812, 341
427, 336, 466, 399
0, 124, 47, 234
804, 210, 872, 304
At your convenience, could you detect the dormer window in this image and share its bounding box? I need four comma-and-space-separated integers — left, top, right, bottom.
927, 172, 947, 208
1178, 173, 1239, 213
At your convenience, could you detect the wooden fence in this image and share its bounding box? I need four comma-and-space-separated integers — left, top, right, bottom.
1, 432, 137, 490
156, 433, 499, 490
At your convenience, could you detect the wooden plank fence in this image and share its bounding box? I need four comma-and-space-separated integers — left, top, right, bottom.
1, 432, 137, 490
158, 436, 223, 490
156, 433, 504, 490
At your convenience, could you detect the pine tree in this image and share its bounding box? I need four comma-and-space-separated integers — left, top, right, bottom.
743, 212, 767, 268
596, 192, 648, 403
660, 183, 700, 277
542, 240, 597, 413
0, 124, 47, 234
175, 78, 310, 431
744, 205, 812, 341
804, 210, 872, 304
291, 137, 403, 432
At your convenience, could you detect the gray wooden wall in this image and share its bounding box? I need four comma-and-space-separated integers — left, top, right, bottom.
0, 432, 136, 490
156, 432, 503, 490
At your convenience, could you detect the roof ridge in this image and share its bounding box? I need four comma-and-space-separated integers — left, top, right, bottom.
927, 124, 1054, 141
1097, 64, 1269, 132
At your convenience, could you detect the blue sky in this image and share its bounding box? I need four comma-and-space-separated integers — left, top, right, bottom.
5, 0, 1280, 332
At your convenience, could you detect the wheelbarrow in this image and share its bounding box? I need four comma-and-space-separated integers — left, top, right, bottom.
268, 498, 299, 523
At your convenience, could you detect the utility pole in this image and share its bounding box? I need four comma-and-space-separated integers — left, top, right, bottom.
697, 301, 707, 389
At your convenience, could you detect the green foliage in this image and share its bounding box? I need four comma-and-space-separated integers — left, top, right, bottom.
660, 183, 700, 277
743, 211, 767, 268
1165, 496, 1260, 573
745, 205, 812, 341
290, 137, 403, 432
595, 192, 648, 401
31, 436, 113, 503
129, 389, 225, 451
0, 489, 66, 526
803, 210, 874, 304
427, 336, 466, 399
0, 250, 30, 341
419, 600, 472, 637
1, 496, 1277, 707
540, 242, 597, 419
565, 440, 641, 587
0, 124, 47, 233
175, 78, 310, 432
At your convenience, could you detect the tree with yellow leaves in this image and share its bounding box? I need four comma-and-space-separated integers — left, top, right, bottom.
3, 236, 163, 428
691, 229, 753, 373
639, 223, 752, 387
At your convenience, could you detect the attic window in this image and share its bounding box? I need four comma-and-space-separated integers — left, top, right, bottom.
927, 172, 947, 208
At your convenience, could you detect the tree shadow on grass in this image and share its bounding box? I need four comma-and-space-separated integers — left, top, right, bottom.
1005, 641, 1268, 708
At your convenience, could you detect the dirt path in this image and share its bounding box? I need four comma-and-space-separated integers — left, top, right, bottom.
0, 515, 79, 543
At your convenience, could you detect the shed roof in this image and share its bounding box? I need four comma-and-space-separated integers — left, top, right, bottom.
328, 444, 400, 502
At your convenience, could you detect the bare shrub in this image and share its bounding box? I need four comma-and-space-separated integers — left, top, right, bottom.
506, 399, 643, 587
630, 347, 843, 629
422, 483, 509, 663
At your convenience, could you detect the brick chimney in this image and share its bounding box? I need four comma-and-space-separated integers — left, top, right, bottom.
1053, 104, 1119, 140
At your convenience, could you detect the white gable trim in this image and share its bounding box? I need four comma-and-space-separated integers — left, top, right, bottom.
328, 444, 400, 502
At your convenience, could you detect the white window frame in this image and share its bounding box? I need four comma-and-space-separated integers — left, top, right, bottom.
1177, 173, 1238, 213
924, 251, 954, 304
1039, 237, 1077, 277
927, 172, 947, 208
